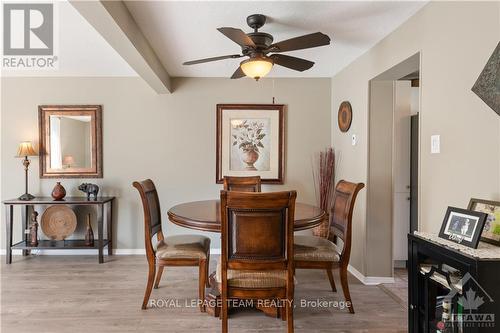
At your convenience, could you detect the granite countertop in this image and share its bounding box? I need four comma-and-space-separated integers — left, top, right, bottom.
414, 231, 500, 259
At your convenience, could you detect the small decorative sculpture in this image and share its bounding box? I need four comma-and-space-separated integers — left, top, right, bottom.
30, 211, 39, 247
84, 214, 94, 247
78, 183, 99, 200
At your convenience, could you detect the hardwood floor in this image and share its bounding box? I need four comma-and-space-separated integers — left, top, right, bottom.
380, 269, 409, 310
1, 255, 407, 332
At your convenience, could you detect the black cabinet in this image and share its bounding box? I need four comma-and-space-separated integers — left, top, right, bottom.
408, 233, 500, 333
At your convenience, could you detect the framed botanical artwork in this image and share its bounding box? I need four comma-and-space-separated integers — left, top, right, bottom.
438, 206, 487, 248
468, 198, 500, 246
216, 104, 285, 184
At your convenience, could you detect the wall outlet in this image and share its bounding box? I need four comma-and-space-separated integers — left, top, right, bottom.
352, 134, 357, 146
431, 135, 440, 154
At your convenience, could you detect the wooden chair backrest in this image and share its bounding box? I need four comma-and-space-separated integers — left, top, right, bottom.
223, 176, 261, 192
220, 190, 296, 272
132, 179, 164, 259
329, 180, 364, 260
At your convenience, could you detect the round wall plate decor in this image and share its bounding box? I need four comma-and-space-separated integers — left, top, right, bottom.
41, 205, 77, 240
338, 101, 352, 132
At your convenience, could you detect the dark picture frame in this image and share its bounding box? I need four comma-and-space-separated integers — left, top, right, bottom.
438, 206, 487, 248
216, 104, 285, 184
468, 198, 500, 246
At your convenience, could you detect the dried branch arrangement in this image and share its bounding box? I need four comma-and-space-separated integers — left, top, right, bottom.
312, 147, 335, 238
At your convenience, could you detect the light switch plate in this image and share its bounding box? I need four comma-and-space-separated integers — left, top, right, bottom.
431, 135, 440, 154
351, 134, 357, 146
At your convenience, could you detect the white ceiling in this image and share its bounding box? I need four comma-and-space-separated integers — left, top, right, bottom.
125, 1, 427, 78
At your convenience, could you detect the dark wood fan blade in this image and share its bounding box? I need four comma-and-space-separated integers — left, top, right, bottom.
270, 54, 314, 71
268, 32, 330, 52
183, 54, 243, 65
231, 66, 246, 79
218, 28, 256, 48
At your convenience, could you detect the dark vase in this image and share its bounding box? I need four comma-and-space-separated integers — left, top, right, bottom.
85, 214, 94, 247
51, 182, 66, 200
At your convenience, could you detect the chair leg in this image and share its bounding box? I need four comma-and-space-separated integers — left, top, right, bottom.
142, 261, 156, 310
206, 251, 210, 288
199, 259, 207, 312
286, 296, 294, 333
339, 265, 354, 313
222, 291, 228, 333
154, 266, 164, 289
326, 269, 337, 292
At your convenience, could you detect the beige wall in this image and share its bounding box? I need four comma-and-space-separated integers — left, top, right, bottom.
332, 2, 500, 276
1, 77, 331, 250
366, 81, 394, 277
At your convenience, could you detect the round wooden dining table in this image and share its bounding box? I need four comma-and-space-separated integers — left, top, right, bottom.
166, 199, 326, 318
167, 199, 326, 233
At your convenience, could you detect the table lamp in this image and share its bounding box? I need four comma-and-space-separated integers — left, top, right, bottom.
16, 141, 38, 200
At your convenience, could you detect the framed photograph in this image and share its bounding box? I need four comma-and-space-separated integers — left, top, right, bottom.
216, 104, 285, 184
438, 206, 488, 248
468, 198, 500, 246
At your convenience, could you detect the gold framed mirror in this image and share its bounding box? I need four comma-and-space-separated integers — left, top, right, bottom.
39, 105, 102, 178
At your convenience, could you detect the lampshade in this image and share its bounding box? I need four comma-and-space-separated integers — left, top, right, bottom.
240, 57, 273, 80
16, 141, 37, 157
63, 155, 75, 165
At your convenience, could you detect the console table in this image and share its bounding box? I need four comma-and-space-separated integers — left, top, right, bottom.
408, 232, 500, 333
3, 196, 115, 264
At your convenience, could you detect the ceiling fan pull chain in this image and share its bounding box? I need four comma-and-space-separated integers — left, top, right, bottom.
272, 79, 276, 104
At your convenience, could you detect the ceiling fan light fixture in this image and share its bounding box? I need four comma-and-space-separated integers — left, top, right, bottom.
240, 57, 273, 81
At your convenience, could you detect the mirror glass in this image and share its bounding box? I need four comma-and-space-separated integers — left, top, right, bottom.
49, 115, 92, 170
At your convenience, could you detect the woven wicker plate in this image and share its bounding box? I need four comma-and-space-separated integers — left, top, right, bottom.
41, 205, 77, 240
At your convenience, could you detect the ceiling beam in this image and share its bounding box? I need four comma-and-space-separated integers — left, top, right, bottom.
70, 0, 172, 94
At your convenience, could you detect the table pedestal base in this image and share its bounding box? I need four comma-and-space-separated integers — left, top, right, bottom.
204, 272, 285, 320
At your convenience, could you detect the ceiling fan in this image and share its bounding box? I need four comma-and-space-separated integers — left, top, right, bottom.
183, 14, 331, 80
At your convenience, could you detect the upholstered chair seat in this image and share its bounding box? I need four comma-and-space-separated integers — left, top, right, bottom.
294, 235, 341, 262
156, 235, 210, 260
215, 259, 287, 288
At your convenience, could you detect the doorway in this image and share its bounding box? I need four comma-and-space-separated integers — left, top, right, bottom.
366, 53, 420, 278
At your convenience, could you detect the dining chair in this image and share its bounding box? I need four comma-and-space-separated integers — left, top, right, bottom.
133, 179, 211, 311
218, 190, 296, 333
294, 180, 364, 313
223, 176, 261, 192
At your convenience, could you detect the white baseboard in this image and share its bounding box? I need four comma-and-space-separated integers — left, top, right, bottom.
0, 248, 223, 256
348, 264, 395, 285
1, 249, 393, 285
